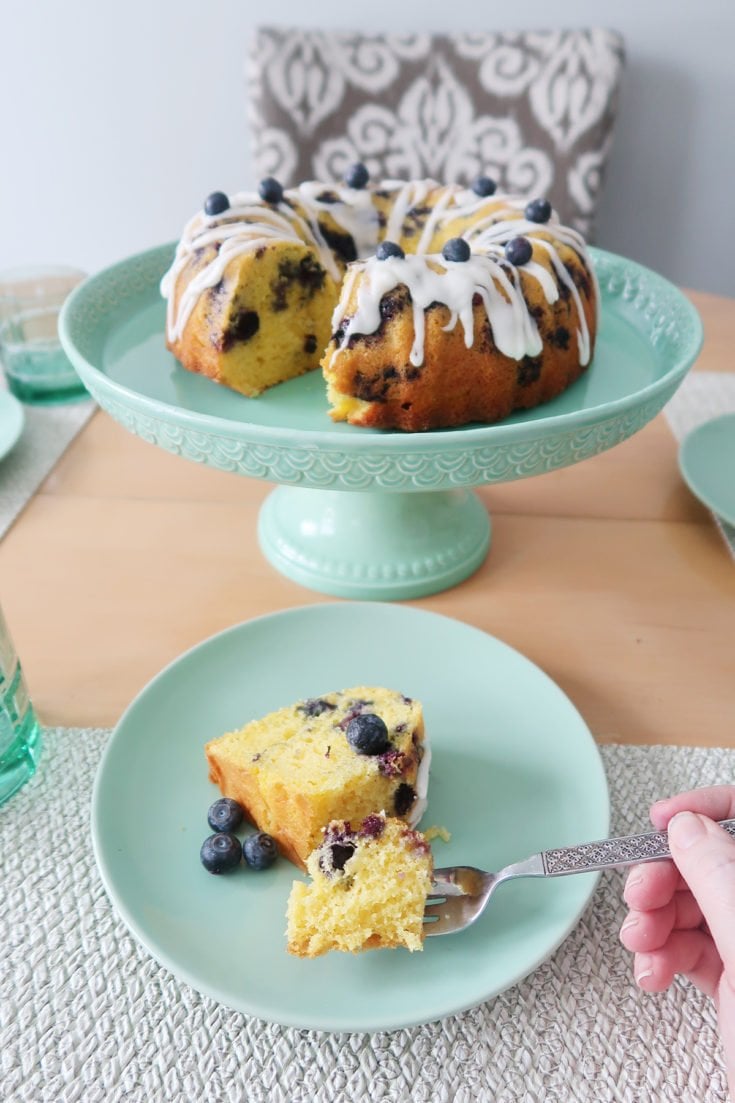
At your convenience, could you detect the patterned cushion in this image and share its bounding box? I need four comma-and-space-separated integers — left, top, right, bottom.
247, 27, 625, 240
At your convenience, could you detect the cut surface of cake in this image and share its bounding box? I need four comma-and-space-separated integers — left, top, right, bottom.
286, 813, 433, 956
205, 687, 430, 869
161, 172, 598, 429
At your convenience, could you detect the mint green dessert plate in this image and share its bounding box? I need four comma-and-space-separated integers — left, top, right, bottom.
91, 602, 609, 1033
0, 390, 25, 460
60, 246, 702, 599
679, 413, 735, 526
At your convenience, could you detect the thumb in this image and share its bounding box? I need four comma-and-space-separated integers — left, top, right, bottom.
668, 811, 735, 977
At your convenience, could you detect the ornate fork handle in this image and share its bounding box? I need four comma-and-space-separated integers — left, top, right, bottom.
542, 818, 735, 876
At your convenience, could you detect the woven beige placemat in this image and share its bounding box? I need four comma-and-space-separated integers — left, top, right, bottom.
1, 730, 732, 1103
0, 396, 96, 540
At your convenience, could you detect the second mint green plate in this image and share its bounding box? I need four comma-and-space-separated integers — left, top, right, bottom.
679, 413, 735, 526
91, 603, 609, 1032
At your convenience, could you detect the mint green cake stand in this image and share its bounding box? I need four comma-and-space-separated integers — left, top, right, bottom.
59, 245, 702, 600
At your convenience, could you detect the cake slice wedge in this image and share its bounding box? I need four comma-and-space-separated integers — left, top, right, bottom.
205, 686, 430, 869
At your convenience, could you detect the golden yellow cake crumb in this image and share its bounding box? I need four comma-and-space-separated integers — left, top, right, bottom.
424, 825, 451, 843
286, 814, 433, 957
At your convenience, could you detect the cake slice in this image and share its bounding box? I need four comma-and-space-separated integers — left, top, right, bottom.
164, 234, 339, 397
286, 813, 433, 956
205, 687, 430, 868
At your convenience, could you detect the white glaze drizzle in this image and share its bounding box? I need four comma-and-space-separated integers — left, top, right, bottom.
161, 205, 304, 342
297, 180, 380, 259
340, 253, 547, 367
384, 179, 435, 245
334, 199, 595, 367
414, 185, 456, 254
161, 182, 383, 342
161, 182, 597, 369
408, 734, 432, 827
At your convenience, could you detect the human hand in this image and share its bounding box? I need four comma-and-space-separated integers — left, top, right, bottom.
620, 785, 735, 1096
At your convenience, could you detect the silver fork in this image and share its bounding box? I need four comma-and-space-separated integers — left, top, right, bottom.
424, 818, 735, 936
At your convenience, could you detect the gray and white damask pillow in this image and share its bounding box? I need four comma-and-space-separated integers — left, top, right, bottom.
247, 26, 625, 240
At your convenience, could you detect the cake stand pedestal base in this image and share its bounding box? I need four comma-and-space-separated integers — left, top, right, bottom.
258, 486, 491, 600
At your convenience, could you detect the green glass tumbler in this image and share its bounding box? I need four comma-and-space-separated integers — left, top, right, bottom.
0, 266, 88, 405
0, 605, 41, 805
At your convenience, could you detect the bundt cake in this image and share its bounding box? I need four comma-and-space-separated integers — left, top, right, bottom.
286, 813, 433, 956
205, 687, 430, 869
161, 169, 598, 430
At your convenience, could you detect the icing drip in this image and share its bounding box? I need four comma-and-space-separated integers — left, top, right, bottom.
161, 181, 383, 343
333, 201, 595, 368
408, 735, 431, 827
535, 240, 593, 364
414, 186, 456, 254
339, 253, 549, 367
161, 205, 306, 342
161, 198, 308, 341
384, 179, 435, 244
297, 180, 380, 259
161, 180, 597, 372
332, 267, 360, 332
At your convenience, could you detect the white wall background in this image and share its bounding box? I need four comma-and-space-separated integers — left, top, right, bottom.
1, 0, 734, 295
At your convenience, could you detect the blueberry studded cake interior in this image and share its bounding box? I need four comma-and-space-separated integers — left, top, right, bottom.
161, 167, 598, 431
205, 686, 430, 869
286, 813, 433, 957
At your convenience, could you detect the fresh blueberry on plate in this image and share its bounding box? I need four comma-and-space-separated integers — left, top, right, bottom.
243, 832, 279, 870
200, 832, 242, 874
207, 797, 243, 834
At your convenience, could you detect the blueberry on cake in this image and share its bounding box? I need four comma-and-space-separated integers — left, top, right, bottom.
286, 813, 433, 956
205, 687, 430, 869
161, 169, 597, 429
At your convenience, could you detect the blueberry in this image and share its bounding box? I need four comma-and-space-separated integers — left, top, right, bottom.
204, 191, 229, 217
328, 843, 355, 872
200, 832, 241, 874
472, 175, 497, 197
442, 237, 471, 263
394, 782, 416, 816
343, 162, 369, 189
243, 832, 278, 870
297, 697, 337, 717
376, 240, 405, 261
318, 839, 356, 877
504, 236, 533, 266
207, 797, 243, 833
346, 713, 391, 755
258, 177, 284, 204
525, 198, 552, 223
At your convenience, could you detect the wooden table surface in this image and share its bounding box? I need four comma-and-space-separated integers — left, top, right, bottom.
1, 289, 733, 745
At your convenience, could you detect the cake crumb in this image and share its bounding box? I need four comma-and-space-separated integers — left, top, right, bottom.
424, 825, 451, 843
